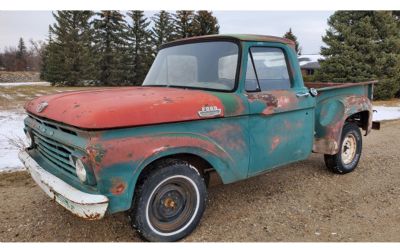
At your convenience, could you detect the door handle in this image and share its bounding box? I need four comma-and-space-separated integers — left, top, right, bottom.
296, 92, 310, 97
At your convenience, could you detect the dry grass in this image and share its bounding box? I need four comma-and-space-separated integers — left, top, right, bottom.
0, 71, 40, 83
0, 85, 94, 110
373, 98, 400, 107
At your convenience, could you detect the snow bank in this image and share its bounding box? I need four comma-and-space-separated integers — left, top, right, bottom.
373, 106, 400, 121
0, 82, 50, 87
0, 110, 26, 172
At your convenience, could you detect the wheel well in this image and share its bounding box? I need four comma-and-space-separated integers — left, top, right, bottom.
135, 153, 219, 188
345, 111, 370, 131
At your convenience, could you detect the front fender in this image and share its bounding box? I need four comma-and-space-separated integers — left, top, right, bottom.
90, 130, 247, 214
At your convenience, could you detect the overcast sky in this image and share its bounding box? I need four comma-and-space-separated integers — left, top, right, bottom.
0, 11, 334, 54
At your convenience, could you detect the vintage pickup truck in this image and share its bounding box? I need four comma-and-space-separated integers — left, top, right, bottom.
19, 34, 380, 241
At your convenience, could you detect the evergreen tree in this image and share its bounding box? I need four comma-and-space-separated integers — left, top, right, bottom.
192, 11, 219, 36
174, 11, 195, 38
40, 27, 60, 84
16, 38, 28, 70
92, 11, 128, 85
151, 10, 176, 51
283, 28, 301, 55
316, 11, 400, 100
126, 10, 154, 84
43, 11, 94, 86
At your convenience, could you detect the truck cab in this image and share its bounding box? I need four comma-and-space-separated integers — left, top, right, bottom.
19, 34, 379, 241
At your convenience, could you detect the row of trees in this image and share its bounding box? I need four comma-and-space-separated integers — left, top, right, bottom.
0, 38, 45, 71
40, 10, 220, 86
3, 11, 400, 100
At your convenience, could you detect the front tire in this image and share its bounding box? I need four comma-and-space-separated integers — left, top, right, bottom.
324, 122, 362, 174
131, 159, 207, 242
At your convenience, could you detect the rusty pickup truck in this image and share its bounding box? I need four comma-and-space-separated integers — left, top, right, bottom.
19, 34, 380, 241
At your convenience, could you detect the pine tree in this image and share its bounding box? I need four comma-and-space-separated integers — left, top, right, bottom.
151, 11, 176, 51
316, 11, 400, 100
174, 11, 195, 38
126, 10, 154, 84
43, 11, 94, 86
192, 11, 219, 36
40, 27, 59, 83
16, 38, 28, 70
92, 11, 128, 85
283, 28, 301, 55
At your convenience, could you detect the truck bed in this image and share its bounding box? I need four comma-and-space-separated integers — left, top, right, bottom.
308, 80, 378, 155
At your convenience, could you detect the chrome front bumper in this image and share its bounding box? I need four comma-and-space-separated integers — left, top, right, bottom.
18, 150, 109, 220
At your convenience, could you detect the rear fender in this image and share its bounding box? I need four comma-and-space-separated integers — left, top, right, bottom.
313, 95, 372, 155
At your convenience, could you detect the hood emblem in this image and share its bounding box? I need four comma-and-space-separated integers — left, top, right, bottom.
198, 105, 222, 118
36, 101, 48, 113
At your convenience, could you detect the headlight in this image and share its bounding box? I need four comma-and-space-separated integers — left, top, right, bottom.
75, 158, 87, 182
25, 131, 33, 148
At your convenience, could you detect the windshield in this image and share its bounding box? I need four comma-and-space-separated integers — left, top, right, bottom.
143, 41, 239, 91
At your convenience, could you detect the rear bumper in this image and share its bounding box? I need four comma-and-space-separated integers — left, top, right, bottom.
18, 150, 109, 220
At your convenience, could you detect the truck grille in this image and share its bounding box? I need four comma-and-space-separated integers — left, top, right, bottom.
28, 115, 77, 177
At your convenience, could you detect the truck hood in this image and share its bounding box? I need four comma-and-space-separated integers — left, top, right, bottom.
25, 87, 228, 129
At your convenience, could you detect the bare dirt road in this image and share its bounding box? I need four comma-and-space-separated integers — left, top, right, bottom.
1, 120, 400, 242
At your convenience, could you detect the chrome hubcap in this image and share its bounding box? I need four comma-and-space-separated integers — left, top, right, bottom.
341, 134, 357, 164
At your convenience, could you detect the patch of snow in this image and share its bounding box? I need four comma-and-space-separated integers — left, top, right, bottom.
373, 106, 400, 121
0, 110, 27, 172
0, 81, 50, 87
1, 94, 13, 100
16, 93, 27, 97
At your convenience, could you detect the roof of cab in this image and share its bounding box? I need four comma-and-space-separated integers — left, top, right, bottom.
162, 34, 296, 49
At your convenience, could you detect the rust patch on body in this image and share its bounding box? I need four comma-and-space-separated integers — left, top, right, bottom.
83, 212, 102, 220
247, 92, 278, 106
110, 179, 126, 195
88, 134, 232, 174
207, 124, 245, 151
247, 90, 299, 115
270, 136, 281, 151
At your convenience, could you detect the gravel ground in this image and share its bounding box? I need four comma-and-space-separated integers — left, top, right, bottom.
1, 120, 399, 242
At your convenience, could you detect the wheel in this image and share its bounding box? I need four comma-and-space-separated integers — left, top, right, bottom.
324, 122, 362, 174
131, 159, 207, 242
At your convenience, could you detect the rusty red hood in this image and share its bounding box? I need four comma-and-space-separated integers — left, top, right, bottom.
25, 87, 226, 129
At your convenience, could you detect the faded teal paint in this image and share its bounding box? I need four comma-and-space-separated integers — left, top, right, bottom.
22, 37, 377, 216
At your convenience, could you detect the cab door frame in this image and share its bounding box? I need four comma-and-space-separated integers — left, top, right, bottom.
240, 41, 316, 176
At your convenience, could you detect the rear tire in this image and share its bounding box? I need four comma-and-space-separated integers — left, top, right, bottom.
324, 122, 362, 174
131, 159, 207, 242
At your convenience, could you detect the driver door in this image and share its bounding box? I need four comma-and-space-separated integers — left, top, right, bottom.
245, 45, 316, 176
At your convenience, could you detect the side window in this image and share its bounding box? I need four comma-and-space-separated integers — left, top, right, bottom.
245, 47, 291, 91
245, 54, 259, 91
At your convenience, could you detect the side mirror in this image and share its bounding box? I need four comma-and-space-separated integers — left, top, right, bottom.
309, 88, 318, 97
